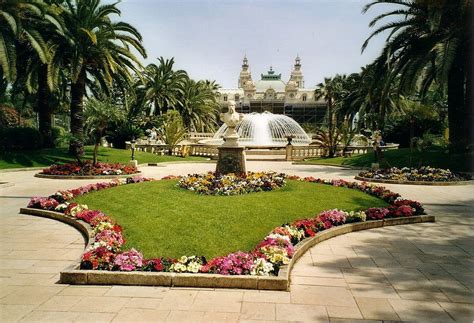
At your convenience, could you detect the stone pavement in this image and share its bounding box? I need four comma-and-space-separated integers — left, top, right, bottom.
0, 161, 473, 322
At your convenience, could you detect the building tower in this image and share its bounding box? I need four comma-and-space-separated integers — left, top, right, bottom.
288, 55, 304, 88
238, 55, 252, 88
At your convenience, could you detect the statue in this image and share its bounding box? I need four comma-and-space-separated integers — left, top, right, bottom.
220, 100, 244, 147
216, 100, 246, 174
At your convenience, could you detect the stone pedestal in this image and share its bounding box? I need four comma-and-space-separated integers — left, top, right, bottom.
128, 160, 138, 168
285, 144, 293, 161
216, 146, 246, 174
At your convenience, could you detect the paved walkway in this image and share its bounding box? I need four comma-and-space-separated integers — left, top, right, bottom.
0, 162, 473, 322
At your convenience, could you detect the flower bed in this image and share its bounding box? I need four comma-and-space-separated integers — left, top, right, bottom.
39, 161, 138, 176
26, 174, 425, 277
358, 166, 470, 182
177, 172, 286, 195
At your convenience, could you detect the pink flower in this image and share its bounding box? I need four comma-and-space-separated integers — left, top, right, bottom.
113, 249, 143, 271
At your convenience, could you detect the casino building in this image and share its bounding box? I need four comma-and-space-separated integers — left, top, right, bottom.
218, 56, 327, 125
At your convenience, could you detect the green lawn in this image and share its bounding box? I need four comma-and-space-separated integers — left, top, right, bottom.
0, 146, 206, 169
74, 180, 387, 259
300, 147, 472, 172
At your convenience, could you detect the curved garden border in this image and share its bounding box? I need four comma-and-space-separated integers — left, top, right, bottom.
355, 176, 473, 186
19, 207, 434, 291
34, 172, 141, 180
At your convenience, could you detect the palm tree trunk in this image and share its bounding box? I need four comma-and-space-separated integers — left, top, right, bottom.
447, 49, 469, 151
93, 142, 99, 165
69, 68, 86, 158
37, 65, 54, 148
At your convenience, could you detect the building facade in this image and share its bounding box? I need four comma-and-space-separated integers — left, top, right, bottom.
218, 56, 327, 125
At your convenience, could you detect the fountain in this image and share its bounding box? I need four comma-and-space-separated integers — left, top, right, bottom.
205, 111, 311, 148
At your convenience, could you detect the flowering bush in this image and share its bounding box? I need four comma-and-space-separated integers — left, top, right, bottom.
358, 166, 470, 182
345, 211, 367, 223
318, 209, 347, 226
28, 197, 59, 210
201, 251, 255, 275
40, 161, 138, 176
64, 203, 88, 217
365, 207, 390, 220
113, 249, 144, 271
142, 258, 175, 272
178, 172, 286, 195
393, 199, 424, 215
26, 174, 425, 277
80, 246, 115, 270
251, 258, 274, 276
388, 204, 414, 217
169, 256, 205, 273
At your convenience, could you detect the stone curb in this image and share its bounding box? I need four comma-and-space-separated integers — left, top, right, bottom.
19, 207, 435, 291
34, 172, 142, 180
0, 167, 46, 173
354, 176, 474, 186
292, 162, 365, 170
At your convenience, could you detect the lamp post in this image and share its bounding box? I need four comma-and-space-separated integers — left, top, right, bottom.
129, 137, 138, 168
131, 137, 136, 160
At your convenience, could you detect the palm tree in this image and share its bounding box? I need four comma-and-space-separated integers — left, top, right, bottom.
22, 2, 66, 147
63, 0, 146, 155
84, 98, 124, 164
363, 0, 472, 150
159, 110, 187, 156
0, 0, 49, 83
177, 78, 220, 132
143, 57, 187, 116
397, 97, 438, 164
314, 77, 340, 131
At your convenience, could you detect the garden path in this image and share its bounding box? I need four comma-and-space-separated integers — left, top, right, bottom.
0, 162, 473, 322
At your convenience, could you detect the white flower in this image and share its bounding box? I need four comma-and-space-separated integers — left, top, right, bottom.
250, 258, 274, 276
170, 263, 187, 272
187, 261, 202, 273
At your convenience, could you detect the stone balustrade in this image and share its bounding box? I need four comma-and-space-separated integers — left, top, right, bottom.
125, 141, 399, 161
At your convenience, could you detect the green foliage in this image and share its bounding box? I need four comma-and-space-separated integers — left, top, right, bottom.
159, 110, 187, 155
0, 146, 206, 169
108, 124, 144, 149
0, 127, 43, 151
362, 0, 472, 148
301, 147, 472, 172
84, 98, 125, 163
313, 126, 341, 158
383, 99, 442, 148
51, 125, 68, 147
74, 180, 387, 258
0, 104, 25, 128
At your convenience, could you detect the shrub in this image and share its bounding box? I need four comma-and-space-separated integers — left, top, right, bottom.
52, 126, 68, 147
383, 115, 442, 148
0, 127, 43, 151
108, 123, 143, 149
0, 105, 25, 128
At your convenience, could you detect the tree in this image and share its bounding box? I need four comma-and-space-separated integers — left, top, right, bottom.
0, 0, 49, 83
22, 2, 67, 147
159, 110, 187, 156
397, 97, 438, 164
314, 77, 337, 131
84, 98, 124, 164
143, 57, 187, 116
363, 0, 472, 150
177, 78, 220, 132
63, 0, 146, 156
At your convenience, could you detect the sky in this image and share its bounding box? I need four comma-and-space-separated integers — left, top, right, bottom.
117, 0, 394, 88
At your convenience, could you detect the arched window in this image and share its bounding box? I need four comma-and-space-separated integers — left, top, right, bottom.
223, 95, 228, 102
302, 94, 307, 102
265, 89, 275, 99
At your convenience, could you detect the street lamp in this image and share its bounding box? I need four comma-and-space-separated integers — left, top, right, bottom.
130, 137, 136, 161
